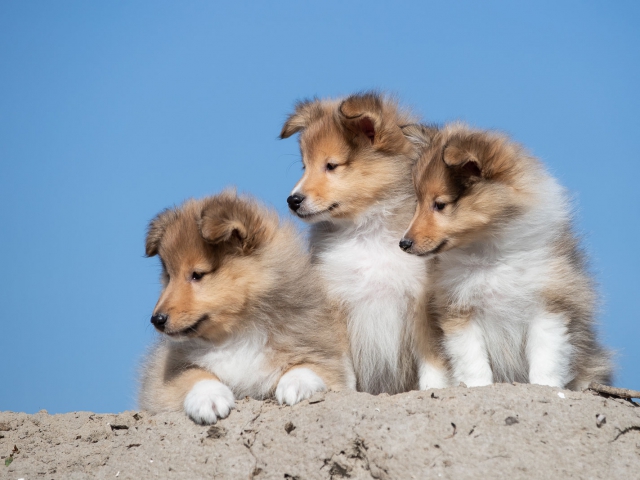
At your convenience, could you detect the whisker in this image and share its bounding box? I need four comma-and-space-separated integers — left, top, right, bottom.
286, 159, 303, 174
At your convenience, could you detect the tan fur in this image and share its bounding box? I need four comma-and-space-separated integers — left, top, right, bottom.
282, 92, 448, 394
542, 228, 612, 389
413, 288, 450, 376
139, 191, 351, 414
282, 92, 417, 221
403, 124, 531, 256
403, 123, 612, 388
139, 342, 219, 413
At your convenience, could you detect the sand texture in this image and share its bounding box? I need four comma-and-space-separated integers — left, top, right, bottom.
1, 384, 639, 479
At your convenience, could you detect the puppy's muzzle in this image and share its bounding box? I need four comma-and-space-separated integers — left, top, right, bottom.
150, 313, 168, 331
399, 238, 413, 252
287, 194, 305, 212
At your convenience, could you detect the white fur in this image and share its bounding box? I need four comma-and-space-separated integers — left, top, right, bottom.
183, 379, 235, 425
445, 321, 493, 387
343, 355, 357, 390
291, 179, 303, 196
276, 367, 327, 405
418, 360, 450, 390
527, 311, 573, 387
436, 174, 576, 385
185, 329, 282, 399
313, 200, 427, 393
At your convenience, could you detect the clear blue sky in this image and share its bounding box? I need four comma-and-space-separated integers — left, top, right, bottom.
1, 1, 638, 414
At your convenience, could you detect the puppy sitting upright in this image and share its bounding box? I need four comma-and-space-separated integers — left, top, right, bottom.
139, 191, 353, 424
280, 92, 448, 394
400, 123, 612, 389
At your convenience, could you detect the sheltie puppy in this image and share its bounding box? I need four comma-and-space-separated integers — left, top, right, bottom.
280, 92, 449, 394
399, 123, 612, 389
139, 191, 353, 424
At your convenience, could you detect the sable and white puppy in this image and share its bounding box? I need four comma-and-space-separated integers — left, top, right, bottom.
280, 92, 449, 394
139, 191, 353, 424
400, 123, 612, 389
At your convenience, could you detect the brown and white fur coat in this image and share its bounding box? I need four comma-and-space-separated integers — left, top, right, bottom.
139, 191, 354, 424
281, 92, 448, 394
400, 123, 612, 389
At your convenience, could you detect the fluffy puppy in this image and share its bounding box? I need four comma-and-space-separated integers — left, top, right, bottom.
280, 92, 449, 394
139, 191, 354, 424
400, 123, 612, 389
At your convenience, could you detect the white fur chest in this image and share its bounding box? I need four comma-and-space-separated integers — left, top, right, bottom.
437, 227, 557, 383
319, 228, 427, 301
438, 176, 568, 320
315, 220, 427, 393
438, 229, 553, 321
186, 331, 280, 399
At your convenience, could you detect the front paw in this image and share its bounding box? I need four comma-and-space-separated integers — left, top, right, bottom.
418, 362, 449, 390
461, 377, 493, 388
276, 367, 326, 406
183, 380, 235, 425
528, 374, 564, 388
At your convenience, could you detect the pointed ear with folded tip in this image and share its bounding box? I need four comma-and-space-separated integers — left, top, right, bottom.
443, 145, 483, 178
199, 199, 264, 254
280, 99, 324, 139
401, 124, 438, 147
145, 208, 179, 257
338, 93, 384, 145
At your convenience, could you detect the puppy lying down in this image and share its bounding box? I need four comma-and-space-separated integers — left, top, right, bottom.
139, 190, 354, 424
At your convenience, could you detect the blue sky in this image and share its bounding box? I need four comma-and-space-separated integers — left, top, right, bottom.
1, 1, 638, 414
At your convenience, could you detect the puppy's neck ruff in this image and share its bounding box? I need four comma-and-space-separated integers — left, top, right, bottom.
312, 196, 425, 394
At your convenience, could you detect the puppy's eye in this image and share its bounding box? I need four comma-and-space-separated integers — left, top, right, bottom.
191, 271, 205, 281
434, 201, 446, 211
326, 162, 338, 171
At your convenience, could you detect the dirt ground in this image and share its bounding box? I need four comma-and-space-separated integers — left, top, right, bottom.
1, 383, 639, 479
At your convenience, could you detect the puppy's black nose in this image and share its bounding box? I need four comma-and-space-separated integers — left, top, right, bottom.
150, 313, 168, 331
399, 238, 413, 252
287, 194, 305, 211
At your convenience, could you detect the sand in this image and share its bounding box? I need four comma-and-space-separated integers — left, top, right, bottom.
1, 383, 639, 479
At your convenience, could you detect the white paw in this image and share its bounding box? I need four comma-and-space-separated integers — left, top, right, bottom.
276, 367, 326, 406
458, 373, 493, 388
463, 379, 493, 388
183, 380, 235, 425
528, 374, 564, 388
526, 312, 573, 389
418, 362, 449, 390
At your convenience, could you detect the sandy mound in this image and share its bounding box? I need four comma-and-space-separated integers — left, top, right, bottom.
1, 384, 639, 479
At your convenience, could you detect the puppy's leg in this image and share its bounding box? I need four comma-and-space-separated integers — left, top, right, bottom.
343, 355, 357, 391
527, 311, 573, 388
443, 318, 493, 387
414, 303, 449, 390
418, 359, 450, 390
275, 364, 328, 406
177, 368, 235, 425
415, 326, 450, 390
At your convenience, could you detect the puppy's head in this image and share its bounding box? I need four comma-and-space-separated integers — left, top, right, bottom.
399, 124, 528, 256
280, 92, 416, 222
145, 191, 275, 342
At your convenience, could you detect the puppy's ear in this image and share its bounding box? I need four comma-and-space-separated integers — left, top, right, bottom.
337, 92, 384, 146
199, 192, 267, 254
145, 208, 179, 257
280, 99, 323, 139
401, 124, 438, 147
443, 144, 482, 178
